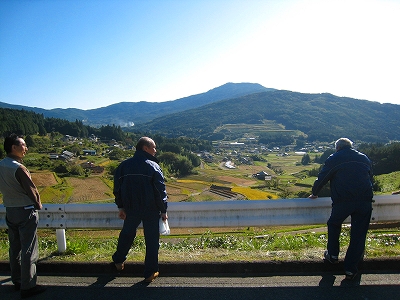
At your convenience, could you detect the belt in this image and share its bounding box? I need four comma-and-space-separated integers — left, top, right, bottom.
24, 205, 35, 210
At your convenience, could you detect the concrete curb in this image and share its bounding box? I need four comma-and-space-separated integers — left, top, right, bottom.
1, 258, 400, 275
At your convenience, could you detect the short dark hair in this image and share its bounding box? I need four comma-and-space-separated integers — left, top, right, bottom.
135, 137, 155, 151
4, 133, 22, 154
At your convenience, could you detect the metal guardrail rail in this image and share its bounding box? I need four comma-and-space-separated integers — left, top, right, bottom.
1, 195, 400, 252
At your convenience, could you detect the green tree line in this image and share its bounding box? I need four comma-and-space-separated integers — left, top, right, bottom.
359, 142, 400, 175
314, 142, 400, 176
1, 108, 126, 141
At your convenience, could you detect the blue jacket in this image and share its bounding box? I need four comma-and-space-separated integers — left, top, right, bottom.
312, 147, 373, 203
113, 149, 168, 213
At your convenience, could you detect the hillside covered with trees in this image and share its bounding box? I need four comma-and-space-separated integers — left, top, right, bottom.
0, 108, 126, 141
0, 109, 213, 179
139, 90, 400, 144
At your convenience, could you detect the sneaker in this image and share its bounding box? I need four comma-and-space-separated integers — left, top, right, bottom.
21, 285, 46, 299
144, 271, 159, 283
345, 271, 358, 280
115, 262, 125, 271
324, 250, 339, 264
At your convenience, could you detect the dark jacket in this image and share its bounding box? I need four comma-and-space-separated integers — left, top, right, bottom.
312, 147, 373, 203
113, 149, 168, 213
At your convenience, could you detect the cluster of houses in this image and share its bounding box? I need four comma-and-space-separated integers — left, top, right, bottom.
215, 140, 331, 154
49, 149, 97, 161
198, 140, 332, 182
62, 134, 99, 143
48, 150, 104, 174
49, 135, 104, 174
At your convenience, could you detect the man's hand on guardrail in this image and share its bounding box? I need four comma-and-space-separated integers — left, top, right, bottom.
308, 194, 318, 199
118, 208, 126, 220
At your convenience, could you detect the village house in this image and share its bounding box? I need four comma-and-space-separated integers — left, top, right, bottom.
82, 149, 96, 155
253, 171, 272, 180
60, 150, 74, 161
80, 161, 104, 173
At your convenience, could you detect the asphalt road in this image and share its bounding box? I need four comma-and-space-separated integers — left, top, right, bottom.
1, 271, 400, 300
1, 259, 399, 300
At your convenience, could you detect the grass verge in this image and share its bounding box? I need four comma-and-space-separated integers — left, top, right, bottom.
1, 225, 399, 263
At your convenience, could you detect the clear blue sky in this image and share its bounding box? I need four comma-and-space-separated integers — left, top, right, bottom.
1, 0, 399, 110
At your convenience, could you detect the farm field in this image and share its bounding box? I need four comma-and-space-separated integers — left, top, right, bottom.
1, 151, 397, 205
66, 177, 113, 203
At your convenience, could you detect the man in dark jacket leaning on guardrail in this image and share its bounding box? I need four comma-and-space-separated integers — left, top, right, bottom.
309, 137, 373, 281
112, 136, 168, 283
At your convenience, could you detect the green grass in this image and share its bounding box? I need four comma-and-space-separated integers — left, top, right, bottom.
375, 171, 400, 194
1, 226, 399, 263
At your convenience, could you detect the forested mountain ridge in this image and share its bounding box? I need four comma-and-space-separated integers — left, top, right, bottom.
0, 83, 272, 127
2, 82, 400, 144
137, 90, 400, 143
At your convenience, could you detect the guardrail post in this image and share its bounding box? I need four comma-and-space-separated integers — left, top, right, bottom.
56, 229, 67, 253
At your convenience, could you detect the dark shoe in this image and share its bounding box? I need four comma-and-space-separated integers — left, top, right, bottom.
345, 271, 358, 280
323, 250, 339, 264
144, 271, 159, 283
21, 285, 46, 299
115, 262, 125, 271
14, 282, 21, 291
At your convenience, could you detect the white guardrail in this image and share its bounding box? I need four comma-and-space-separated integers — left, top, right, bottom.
1, 195, 400, 252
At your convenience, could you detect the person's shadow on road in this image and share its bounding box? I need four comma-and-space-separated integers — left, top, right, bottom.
319, 273, 336, 287
88, 276, 116, 288
340, 273, 361, 287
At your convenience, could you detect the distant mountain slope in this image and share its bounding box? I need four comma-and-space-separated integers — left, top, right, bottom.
0, 102, 90, 123
0, 82, 272, 127
3, 83, 399, 143
138, 90, 400, 143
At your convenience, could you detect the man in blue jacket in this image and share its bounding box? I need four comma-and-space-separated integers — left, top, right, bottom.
309, 138, 373, 280
112, 137, 168, 283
